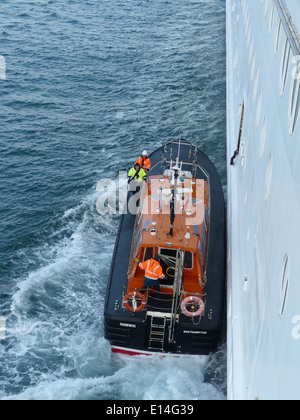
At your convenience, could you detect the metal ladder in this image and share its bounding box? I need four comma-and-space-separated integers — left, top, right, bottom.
148, 316, 166, 351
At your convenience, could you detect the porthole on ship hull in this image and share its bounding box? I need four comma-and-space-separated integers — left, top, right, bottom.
279, 255, 290, 317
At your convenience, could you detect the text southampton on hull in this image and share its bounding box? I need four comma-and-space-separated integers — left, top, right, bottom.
104, 139, 226, 356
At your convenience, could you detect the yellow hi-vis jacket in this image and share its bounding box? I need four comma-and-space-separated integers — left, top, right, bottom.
128, 167, 147, 182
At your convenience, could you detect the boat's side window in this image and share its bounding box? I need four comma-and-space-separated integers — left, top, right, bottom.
159, 248, 193, 270
197, 253, 204, 276
133, 229, 142, 261
184, 252, 193, 270
144, 247, 154, 261
200, 208, 209, 268
131, 215, 144, 261
202, 207, 208, 250
204, 206, 209, 228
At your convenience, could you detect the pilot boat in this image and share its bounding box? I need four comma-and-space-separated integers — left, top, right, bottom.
104, 139, 226, 356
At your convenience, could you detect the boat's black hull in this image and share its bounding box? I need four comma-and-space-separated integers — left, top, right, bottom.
104, 140, 226, 356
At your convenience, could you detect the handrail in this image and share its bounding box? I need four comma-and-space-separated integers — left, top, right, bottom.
123, 285, 206, 316
168, 249, 184, 344
274, 0, 300, 57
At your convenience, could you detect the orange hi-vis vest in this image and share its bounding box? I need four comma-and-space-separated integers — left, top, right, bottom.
139, 259, 165, 281
135, 156, 151, 172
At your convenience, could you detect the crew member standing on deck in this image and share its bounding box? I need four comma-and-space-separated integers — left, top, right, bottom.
128, 162, 148, 183
136, 255, 165, 294
135, 150, 151, 173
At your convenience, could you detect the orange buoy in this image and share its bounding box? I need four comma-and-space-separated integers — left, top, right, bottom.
123, 291, 147, 313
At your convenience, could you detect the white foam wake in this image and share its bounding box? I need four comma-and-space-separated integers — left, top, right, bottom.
1, 186, 225, 401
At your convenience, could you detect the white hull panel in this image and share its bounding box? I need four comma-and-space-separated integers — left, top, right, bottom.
227, 0, 300, 400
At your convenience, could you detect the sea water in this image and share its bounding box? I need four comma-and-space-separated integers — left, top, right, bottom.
0, 0, 226, 400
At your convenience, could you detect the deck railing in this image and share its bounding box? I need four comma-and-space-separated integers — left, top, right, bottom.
122, 285, 206, 318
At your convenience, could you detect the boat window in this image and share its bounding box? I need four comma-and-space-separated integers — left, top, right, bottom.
131, 214, 144, 261
200, 234, 209, 270
133, 227, 142, 260
202, 219, 207, 247
204, 205, 209, 229
200, 213, 208, 267
159, 248, 193, 270
184, 252, 193, 270
160, 248, 177, 259
144, 247, 154, 261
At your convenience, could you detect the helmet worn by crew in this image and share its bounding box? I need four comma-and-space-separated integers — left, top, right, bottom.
135, 151, 151, 172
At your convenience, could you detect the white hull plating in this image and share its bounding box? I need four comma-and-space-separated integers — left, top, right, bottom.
227, 0, 300, 400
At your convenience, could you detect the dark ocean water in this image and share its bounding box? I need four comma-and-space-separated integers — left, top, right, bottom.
0, 0, 226, 400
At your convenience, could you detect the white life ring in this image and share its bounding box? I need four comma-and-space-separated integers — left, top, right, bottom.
181, 296, 205, 317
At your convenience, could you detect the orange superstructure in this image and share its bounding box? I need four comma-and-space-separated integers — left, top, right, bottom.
126, 171, 210, 304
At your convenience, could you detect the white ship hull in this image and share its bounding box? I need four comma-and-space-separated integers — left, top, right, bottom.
227, 0, 300, 400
